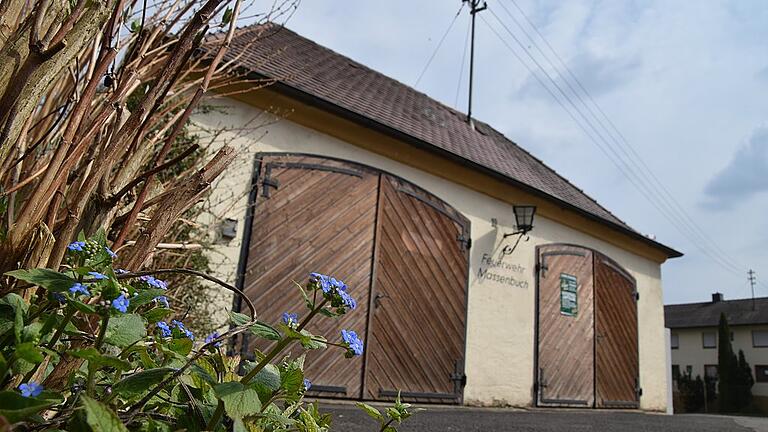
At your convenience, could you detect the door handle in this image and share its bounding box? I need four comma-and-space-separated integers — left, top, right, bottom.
374, 293, 389, 308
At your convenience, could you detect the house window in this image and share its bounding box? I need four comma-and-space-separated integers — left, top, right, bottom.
672, 364, 680, 380
671, 333, 679, 350
686, 365, 693, 376
755, 365, 768, 383
702, 331, 716, 349
753, 330, 768, 347
705, 365, 718, 380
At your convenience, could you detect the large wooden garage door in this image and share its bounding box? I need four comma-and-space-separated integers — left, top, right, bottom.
363, 175, 469, 403
536, 244, 639, 409
537, 245, 595, 407
595, 254, 639, 408
241, 155, 378, 398
240, 155, 469, 403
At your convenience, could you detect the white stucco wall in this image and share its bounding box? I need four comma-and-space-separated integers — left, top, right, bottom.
192, 98, 670, 411
671, 324, 768, 398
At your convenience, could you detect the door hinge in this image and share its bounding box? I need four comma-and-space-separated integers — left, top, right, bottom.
260, 165, 280, 198
633, 291, 640, 301
457, 234, 471, 250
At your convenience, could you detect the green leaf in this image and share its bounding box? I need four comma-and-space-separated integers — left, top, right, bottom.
300, 331, 326, 350
386, 407, 402, 422
70, 299, 97, 314
81, 395, 129, 432
143, 307, 172, 323
249, 321, 281, 341
71, 348, 132, 370
113, 367, 175, 396
128, 289, 166, 310
214, 382, 261, 420
5, 269, 75, 292
293, 280, 312, 308
251, 363, 281, 392
356, 402, 384, 421
222, 7, 233, 25
15, 342, 43, 363
168, 337, 193, 356
229, 311, 250, 326
281, 367, 304, 396
0, 390, 57, 423
105, 314, 146, 348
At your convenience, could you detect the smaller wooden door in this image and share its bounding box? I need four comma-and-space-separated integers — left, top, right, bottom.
537, 245, 595, 407
595, 254, 639, 408
362, 175, 469, 403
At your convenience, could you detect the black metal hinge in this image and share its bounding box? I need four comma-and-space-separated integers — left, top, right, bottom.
633, 291, 640, 301
260, 165, 280, 198
457, 234, 471, 250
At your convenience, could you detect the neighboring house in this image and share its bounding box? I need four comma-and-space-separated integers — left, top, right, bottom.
665, 293, 768, 409
194, 23, 682, 411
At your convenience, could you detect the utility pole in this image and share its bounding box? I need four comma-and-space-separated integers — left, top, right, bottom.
463, 0, 486, 126
749, 269, 757, 310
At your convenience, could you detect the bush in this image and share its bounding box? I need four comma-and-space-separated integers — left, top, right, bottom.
0, 233, 420, 430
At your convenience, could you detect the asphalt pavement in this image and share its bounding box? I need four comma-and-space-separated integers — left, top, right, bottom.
321, 403, 767, 432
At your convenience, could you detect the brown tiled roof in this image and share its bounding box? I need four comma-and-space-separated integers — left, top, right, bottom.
216, 23, 681, 258
665, 296, 768, 328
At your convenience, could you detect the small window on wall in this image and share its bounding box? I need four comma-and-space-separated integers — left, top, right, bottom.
671, 333, 679, 349
672, 365, 680, 380
755, 365, 768, 383
702, 331, 717, 349
705, 365, 718, 380
753, 330, 768, 347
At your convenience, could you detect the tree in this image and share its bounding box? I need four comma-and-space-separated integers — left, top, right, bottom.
735, 349, 754, 410
717, 313, 738, 412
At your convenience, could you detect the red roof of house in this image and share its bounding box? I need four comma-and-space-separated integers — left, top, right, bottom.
214, 23, 681, 258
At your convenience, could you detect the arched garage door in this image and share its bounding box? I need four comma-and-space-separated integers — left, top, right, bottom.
536, 244, 639, 408
238, 154, 470, 403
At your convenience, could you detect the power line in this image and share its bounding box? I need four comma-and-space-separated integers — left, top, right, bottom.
454, 16, 472, 108
501, 0, 744, 274
483, 4, 746, 278
414, 3, 466, 87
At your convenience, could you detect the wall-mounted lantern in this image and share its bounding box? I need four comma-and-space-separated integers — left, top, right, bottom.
501, 205, 536, 255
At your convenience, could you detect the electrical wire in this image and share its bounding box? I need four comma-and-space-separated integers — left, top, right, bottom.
414, 3, 466, 87
480, 10, 745, 278
454, 16, 472, 109
500, 0, 745, 275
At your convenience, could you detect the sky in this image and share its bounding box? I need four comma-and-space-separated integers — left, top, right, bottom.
271, 0, 768, 304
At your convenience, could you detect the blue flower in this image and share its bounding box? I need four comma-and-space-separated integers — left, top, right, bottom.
88, 271, 107, 280
139, 275, 168, 290
303, 378, 311, 391
52, 292, 67, 304
172, 320, 194, 340
205, 332, 221, 347
339, 290, 356, 310
67, 241, 85, 252
69, 283, 91, 297
105, 246, 117, 259
330, 277, 347, 292
154, 295, 169, 308
156, 321, 171, 337
282, 312, 299, 327
310, 272, 331, 293
341, 329, 364, 356
19, 382, 43, 398
112, 294, 130, 313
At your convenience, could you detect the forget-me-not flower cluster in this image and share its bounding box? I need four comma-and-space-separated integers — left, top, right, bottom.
18, 382, 43, 398
172, 320, 194, 340
139, 275, 168, 290
112, 294, 130, 313
69, 283, 91, 297
156, 321, 172, 337
341, 329, 364, 357
282, 312, 299, 328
